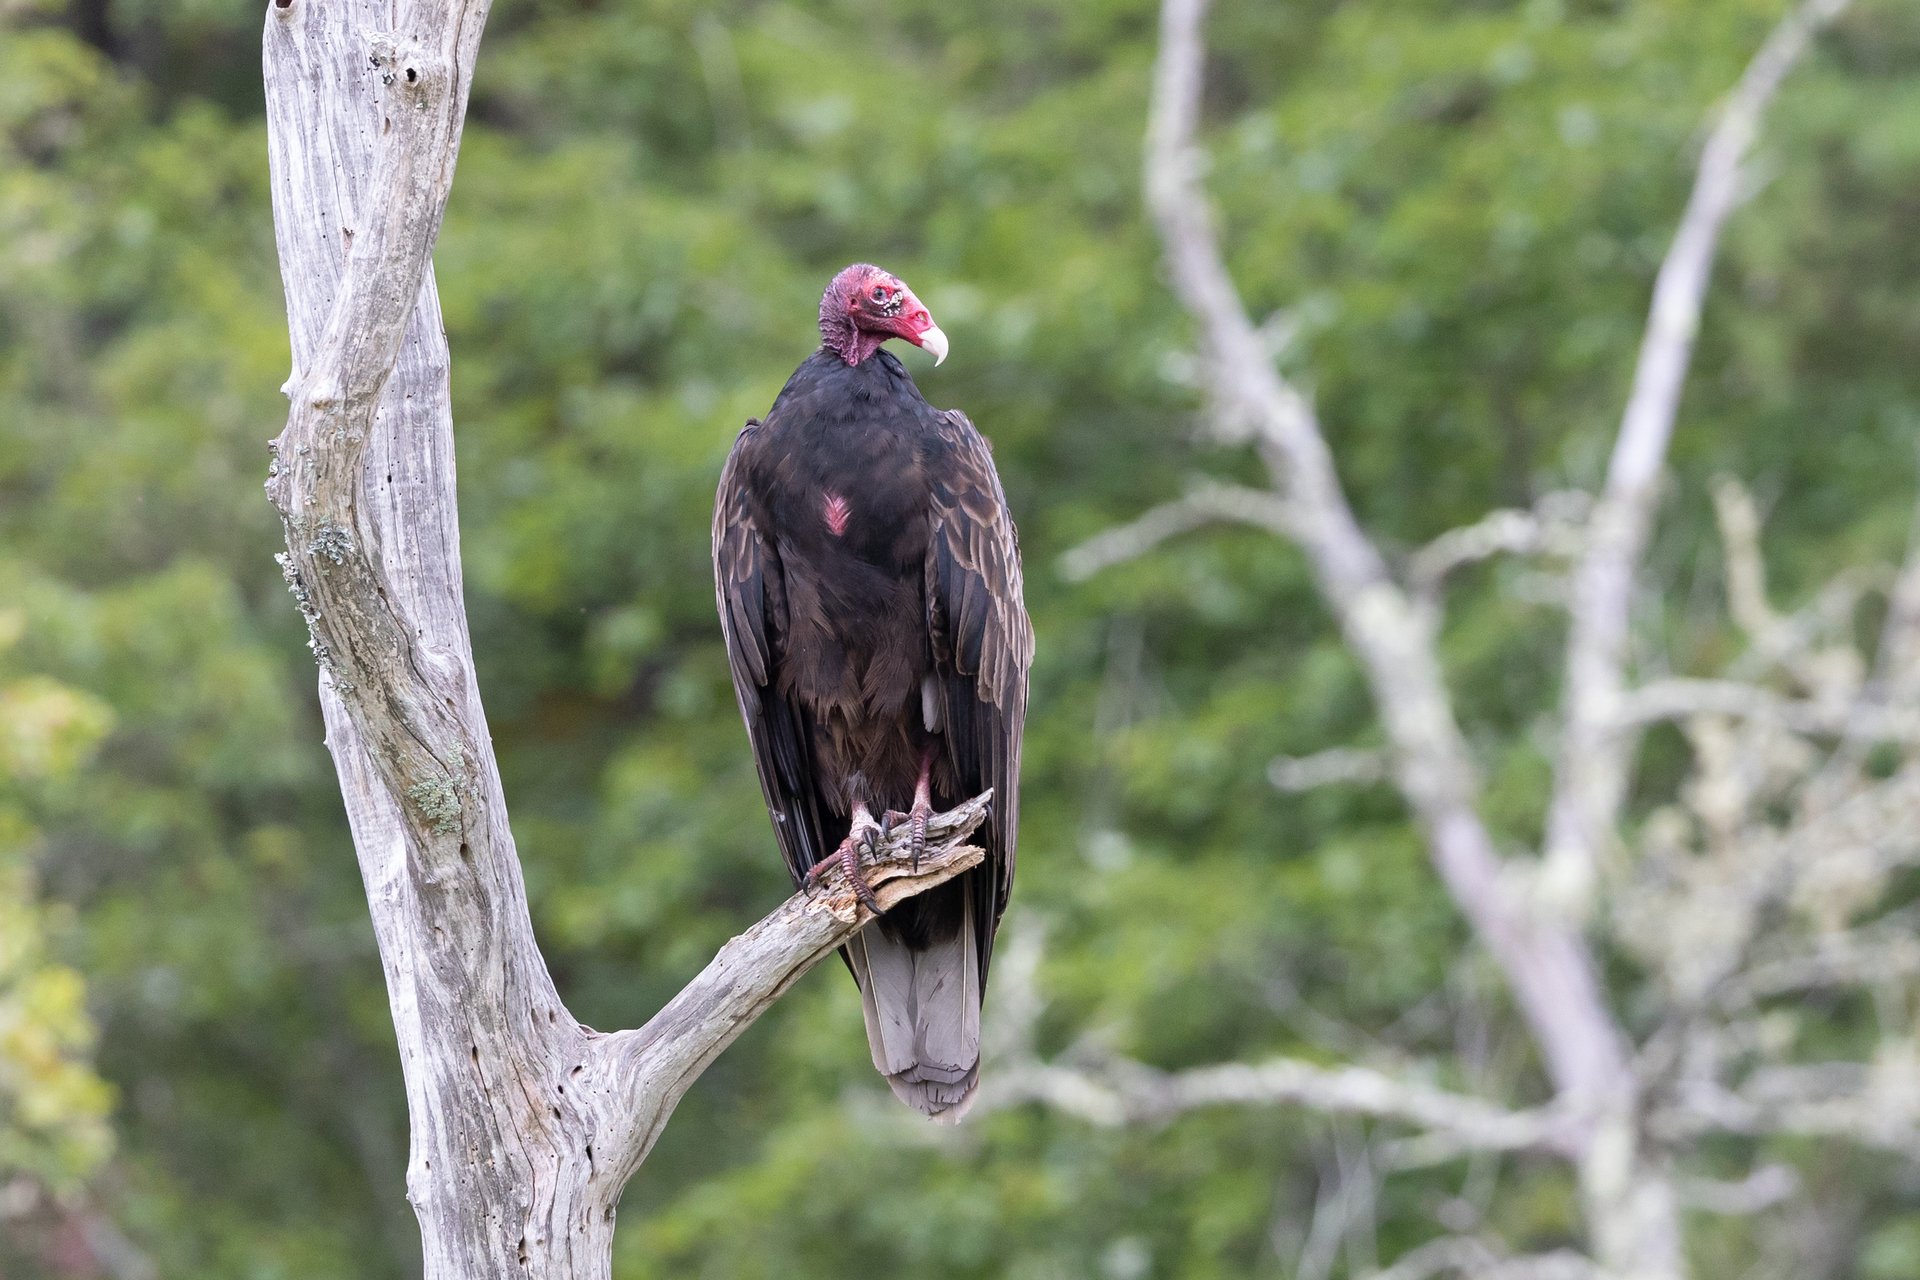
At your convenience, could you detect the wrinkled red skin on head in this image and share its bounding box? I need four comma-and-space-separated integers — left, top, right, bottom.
818, 263, 938, 366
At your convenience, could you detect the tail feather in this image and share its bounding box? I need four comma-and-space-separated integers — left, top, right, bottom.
848, 894, 981, 1123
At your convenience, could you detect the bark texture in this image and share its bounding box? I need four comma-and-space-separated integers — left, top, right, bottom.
261, 4, 985, 1276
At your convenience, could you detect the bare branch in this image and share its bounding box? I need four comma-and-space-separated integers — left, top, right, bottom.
1145, 15, 1684, 1263
1772, 765, 1920, 934
590, 797, 989, 1178
1730, 918, 1920, 1001
1806, 480, 1920, 793
1058, 479, 1300, 581
1545, 0, 1853, 908
1369, 1237, 1600, 1280
1407, 491, 1591, 605
1656, 1059, 1920, 1153
264, 6, 592, 1272
1712, 478, 1781, 640
1412, 508, 1550, 591
1617, 678, 1920, 742
1135, 4, 1868, 1270
1294, 1123, 1380, 1280
263, 7, 988, 1275
1871, 485, 1920, 693
1710, 476, 1870, 703
1676, 1165, 1800, 1217
983, 1054, 1576, 1158
1123, 3, 1910, 1274
1149, 0, 1632, 1118
1268, 747, 1392, 793
1146, 0, 1386, 594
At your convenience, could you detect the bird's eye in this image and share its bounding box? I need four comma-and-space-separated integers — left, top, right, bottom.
871, 287, 890, 304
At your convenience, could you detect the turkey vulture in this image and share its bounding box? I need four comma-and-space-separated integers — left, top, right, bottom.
713, 264, 1032, 1122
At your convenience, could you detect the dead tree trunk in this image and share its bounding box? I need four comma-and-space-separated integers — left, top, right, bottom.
1021, 0, 1847, 1275
260, 3, 983, 1276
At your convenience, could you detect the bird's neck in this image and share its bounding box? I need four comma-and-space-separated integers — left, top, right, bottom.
819, 316, 887, 367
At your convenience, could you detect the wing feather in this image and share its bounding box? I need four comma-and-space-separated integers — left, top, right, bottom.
714, 421, 830, 884
924, 409, 1033, 985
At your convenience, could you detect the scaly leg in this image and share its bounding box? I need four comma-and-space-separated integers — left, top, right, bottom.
807, 803, 884, 913
882, 751, 937, 872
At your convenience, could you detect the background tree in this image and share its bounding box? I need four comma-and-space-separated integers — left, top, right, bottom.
0, 640, 119, 1273
3, 0, 1920, 1275
989, 0, 1916, 1275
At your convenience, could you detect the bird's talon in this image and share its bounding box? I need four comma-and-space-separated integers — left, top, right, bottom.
879, 810, 909, 851
814, 821, 884, 915
847, 850, 881, 913
802, 859, 832, 898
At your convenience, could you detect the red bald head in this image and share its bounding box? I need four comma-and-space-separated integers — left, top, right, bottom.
818, 264, 949, 368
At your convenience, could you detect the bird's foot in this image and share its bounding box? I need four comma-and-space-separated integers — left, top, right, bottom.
880, 795, 935, 872
807, 809, 884, 914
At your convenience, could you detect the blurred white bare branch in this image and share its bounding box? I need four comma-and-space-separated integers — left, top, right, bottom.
985, 1054, 1576, 1155
1544, 0, 1854, 913
1150, 0, 1634, 1118
1268, 747, 1392, 793
1408, 491, 1591, 609
1368, 1237, 1601, 1280
1058, 479, 1300, 581
1041, 0, 1862, 1275
1674, 1165, 1801, 1217
1617, 678, 1920, 741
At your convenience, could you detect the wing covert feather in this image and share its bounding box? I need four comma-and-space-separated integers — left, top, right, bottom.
924, 410, 1033, 979
714, 421, 829, 884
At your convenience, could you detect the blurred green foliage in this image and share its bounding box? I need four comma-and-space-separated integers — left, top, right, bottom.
0, 614, 116, 1195
3, 0, 1920, 1274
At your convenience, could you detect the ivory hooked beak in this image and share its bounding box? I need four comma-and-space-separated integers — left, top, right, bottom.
915, 323, 949, 367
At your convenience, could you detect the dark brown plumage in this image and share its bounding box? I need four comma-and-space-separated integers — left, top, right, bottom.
713, 264, 1031, 1121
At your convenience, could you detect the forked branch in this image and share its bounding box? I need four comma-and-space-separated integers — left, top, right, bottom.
589, 800, 989, 1182
1146, 0, 1631, 1117
1060, 0, 1850, 1275
1544, 0, 1854, 907
262, 2, 981, 1276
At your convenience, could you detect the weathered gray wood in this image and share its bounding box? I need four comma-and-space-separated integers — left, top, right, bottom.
260, 3, 984, 1275
1129, 0, 1844, 1275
